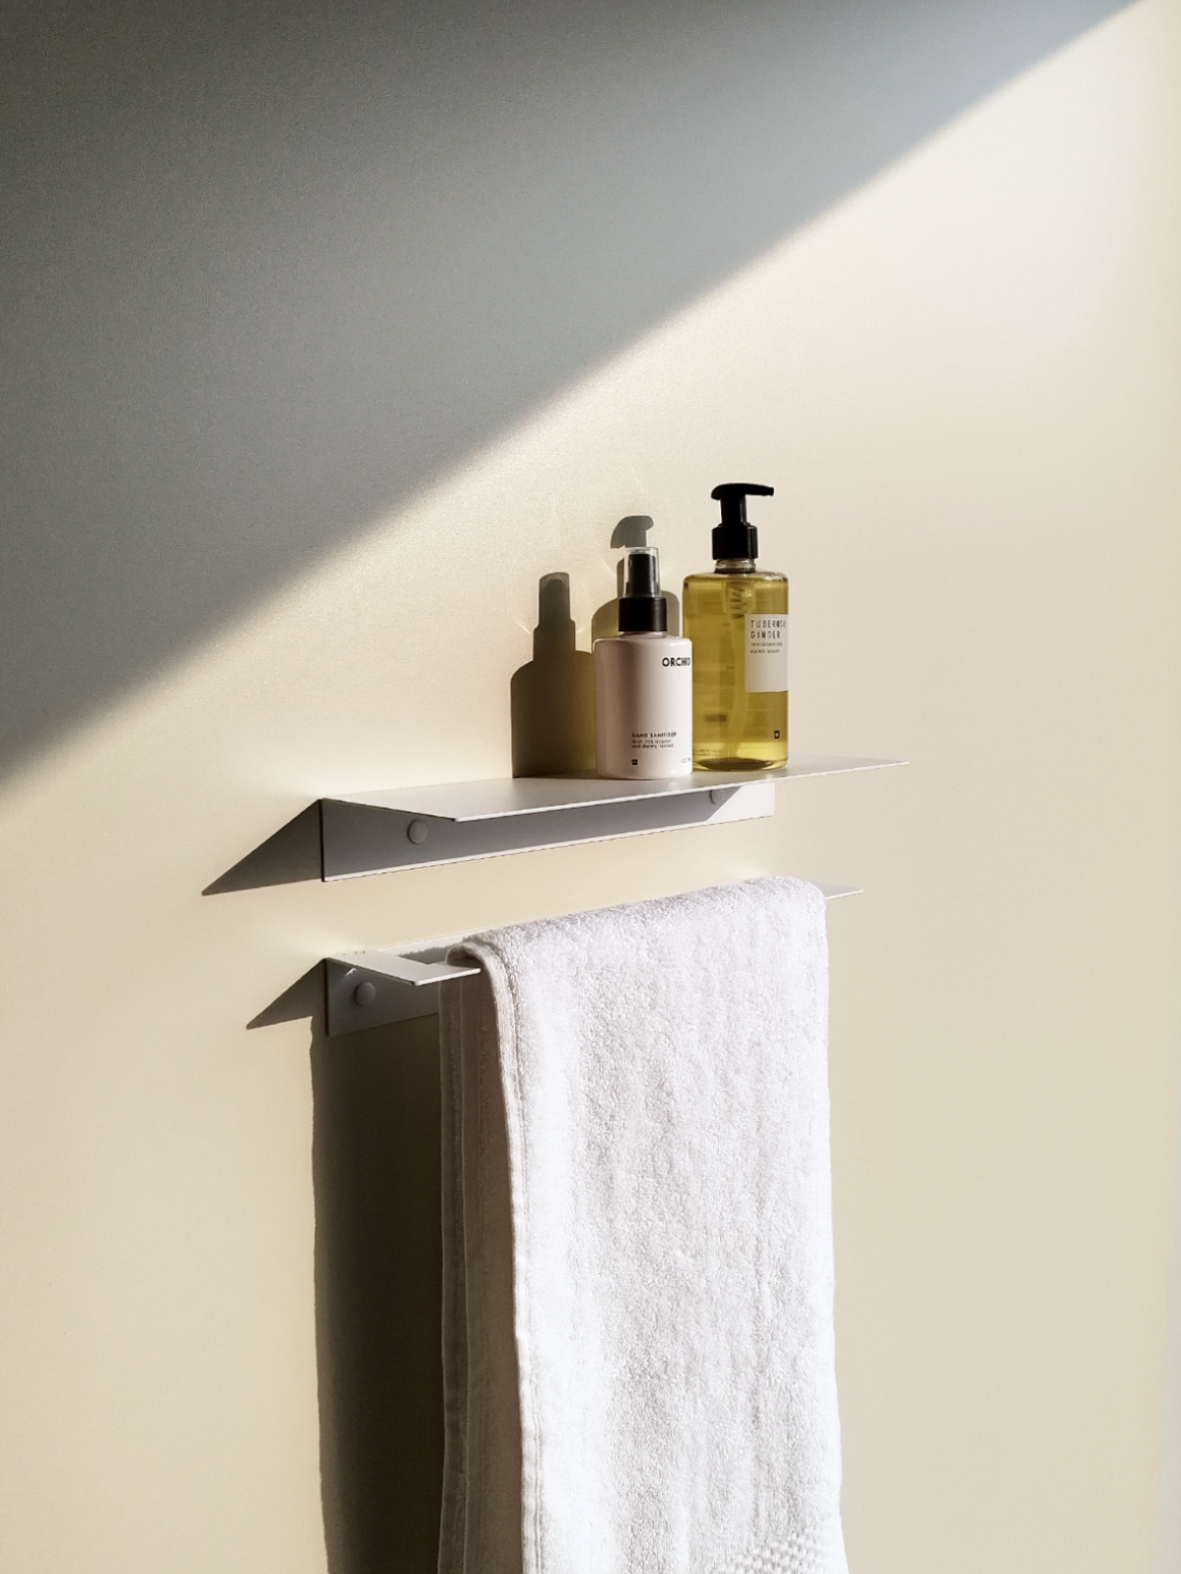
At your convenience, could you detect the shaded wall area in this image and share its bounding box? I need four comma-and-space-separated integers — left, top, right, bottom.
312, 1012, 445, 1572
0, 0, 1128, 773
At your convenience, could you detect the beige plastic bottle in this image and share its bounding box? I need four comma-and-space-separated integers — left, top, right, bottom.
594, 548, 693, 780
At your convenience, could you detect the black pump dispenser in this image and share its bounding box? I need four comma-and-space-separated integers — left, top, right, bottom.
711, 482, 775, 562
618, 547, 668, 633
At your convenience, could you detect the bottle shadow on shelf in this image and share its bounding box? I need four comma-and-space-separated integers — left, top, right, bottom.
510, 571, 595, 777
512, 519, 683, 781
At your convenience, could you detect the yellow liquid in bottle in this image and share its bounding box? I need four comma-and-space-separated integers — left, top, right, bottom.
683, 564, 788, 770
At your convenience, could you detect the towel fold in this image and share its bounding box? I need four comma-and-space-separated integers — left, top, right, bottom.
438, 876, 848, 1574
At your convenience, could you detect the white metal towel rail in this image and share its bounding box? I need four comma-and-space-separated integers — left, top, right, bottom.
324, 881, 860, 1036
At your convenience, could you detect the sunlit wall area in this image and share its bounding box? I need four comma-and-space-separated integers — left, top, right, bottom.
0, 2, 1179, 1571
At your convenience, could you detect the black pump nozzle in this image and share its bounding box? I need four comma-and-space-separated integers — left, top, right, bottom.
710, 482, 774, 561
618, 547, 668, 632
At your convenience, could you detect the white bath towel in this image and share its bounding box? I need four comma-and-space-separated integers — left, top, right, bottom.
438, 877, 848, 1574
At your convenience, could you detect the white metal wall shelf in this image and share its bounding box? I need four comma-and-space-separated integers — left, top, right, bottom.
319, 754, 902, 880
208, 755, 902, 893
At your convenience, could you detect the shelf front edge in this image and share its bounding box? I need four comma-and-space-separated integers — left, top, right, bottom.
318, 756, 904, 880
320, 778, 777, 878
328, 754, 904, 823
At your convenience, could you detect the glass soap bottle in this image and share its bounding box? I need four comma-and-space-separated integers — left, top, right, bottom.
683, 482, 788, 771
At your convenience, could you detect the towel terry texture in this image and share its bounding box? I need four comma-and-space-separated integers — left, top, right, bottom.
438, 876, 848, 1574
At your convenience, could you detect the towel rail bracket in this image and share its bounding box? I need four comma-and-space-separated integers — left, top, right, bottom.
324, 944, 478, 1036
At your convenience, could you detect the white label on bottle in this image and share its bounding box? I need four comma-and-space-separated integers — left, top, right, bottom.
745, 613, 788, 692
594, 635, 694, 779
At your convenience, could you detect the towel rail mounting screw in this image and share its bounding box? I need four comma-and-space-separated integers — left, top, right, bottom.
407, 819, 429, 844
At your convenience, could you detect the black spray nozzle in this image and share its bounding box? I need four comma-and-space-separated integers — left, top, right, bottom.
618, 547, 668, 633
710, 481, 774, 561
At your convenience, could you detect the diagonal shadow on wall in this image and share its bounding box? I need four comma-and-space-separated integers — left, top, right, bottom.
0, 0, 1131, 776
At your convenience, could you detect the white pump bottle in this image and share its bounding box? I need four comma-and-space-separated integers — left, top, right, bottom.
593, 547, 693, 780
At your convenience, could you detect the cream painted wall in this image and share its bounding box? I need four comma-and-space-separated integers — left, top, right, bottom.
1, 2, 1179, 1571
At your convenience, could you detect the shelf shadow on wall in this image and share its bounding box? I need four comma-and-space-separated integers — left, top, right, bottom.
203, 803, 323, 894
311, 1009, 446, 1573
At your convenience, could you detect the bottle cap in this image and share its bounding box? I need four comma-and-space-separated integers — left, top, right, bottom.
618, 547, 668, 633
710, 482, 774, 561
